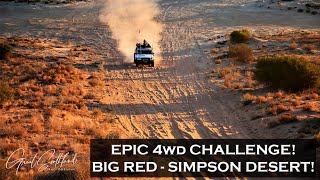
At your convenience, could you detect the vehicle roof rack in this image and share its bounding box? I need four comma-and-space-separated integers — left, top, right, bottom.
136, 39, 151, 48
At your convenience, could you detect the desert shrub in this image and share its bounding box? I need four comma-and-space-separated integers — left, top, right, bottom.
273, 90, 285, 99
289, 41, 297, 50
267, 104, 289, 115
228, 44, 254, 63
303, 44, 315, 52
278, 113, 298, 124
0, 81, 15, 106
41, 64, 81, 84
302, 103, 317, 112
215, 59, 222, 64
230, 29, 251, 43
217, 66, 237, 78
0, 43, 13, 60
255, 55, 320, 91
242, 93, 256, 105
92, 108, 103, 119
256, 96, 268, 103
105, 132, 120, 139
0, 126, 27, 137
210, 48, 219, 53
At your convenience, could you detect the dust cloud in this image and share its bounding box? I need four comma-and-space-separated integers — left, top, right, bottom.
99, 0, 163, 61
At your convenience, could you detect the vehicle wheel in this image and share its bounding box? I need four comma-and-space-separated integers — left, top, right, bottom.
136, 63, 139, 67
151, 62, 154, 67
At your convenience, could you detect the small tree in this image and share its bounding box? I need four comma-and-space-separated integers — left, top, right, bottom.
230, 29, 251, 43
0, 43, 13, 60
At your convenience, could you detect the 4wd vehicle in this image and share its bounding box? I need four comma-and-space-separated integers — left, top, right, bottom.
134, 40, 155, 67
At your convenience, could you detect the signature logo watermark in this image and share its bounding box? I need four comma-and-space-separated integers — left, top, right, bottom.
6, 148, 78, 174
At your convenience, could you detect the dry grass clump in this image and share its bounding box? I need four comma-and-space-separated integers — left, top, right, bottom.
85, 123, 109, 138
60, 85, 86, 97
49, 116, 82, 135
41, 64, 82, 84
225, 71, 241, 82
0, 126, 28, 138
243, 77, 256, 88
44, 84, 58, 95
223, 81, 231, 88
89, 76, 103, 87
105, 131, 121, 139
217, 66, 238, 78
267, 113, 298, 128
216, 66, 258, 90
242, 93, 256, 105
228, 44, 254, 63
290, 99, 302, 107
0, 81, 15, 107
210, 48, 219, 54
0, 43, 13, 60
289, 41, 298, 50
303, 44, 316, 52
305, 93, 319, 100
92, 108, 103, 119
215, 59, 222, 64
233, 82, 243, 90
266, 103, 290, 115
84, 93, 96, 99
57, 98, 86, 112
30, 114, 44, 133
302, 102, 317, 112
273, 91, 285, 99
278, 113, 298, 124
256, 96, 268, 103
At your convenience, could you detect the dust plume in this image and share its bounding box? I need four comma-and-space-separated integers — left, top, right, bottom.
99, 0, 163, 61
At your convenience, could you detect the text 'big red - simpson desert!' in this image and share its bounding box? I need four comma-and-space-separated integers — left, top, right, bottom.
111, 144, 295, 156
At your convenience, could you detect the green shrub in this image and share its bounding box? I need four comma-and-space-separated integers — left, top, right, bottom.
0, 81, 15, 106
228, 43, 254, 63
255, 55, 320, 91
230, 29, 251, 43
0, 43, 13, 60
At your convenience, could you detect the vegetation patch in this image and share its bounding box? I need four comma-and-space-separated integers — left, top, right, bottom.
242, 93, 256, 105
230, 29, 251, 43
0, 43, 13, 60
255, 55, 320, 91
0, 81, 15, 107
228, 43, 254, 63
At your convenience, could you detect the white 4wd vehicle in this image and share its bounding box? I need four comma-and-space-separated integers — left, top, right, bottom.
134, 40, 154, 67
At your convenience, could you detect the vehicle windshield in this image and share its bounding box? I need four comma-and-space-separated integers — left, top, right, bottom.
137, 50, 153, 54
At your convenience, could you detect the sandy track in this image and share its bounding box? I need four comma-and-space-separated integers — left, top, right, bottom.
100, 1, 250, 139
